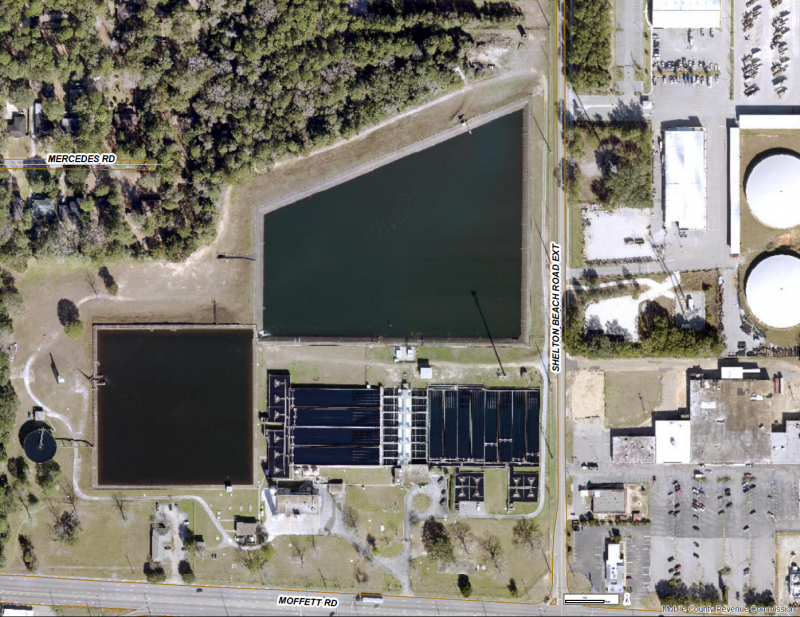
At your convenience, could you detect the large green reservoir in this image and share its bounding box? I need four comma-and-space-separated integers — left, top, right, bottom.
262, 110, 526, 340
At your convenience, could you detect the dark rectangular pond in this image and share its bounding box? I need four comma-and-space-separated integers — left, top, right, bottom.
262, 110, 526, 339
95, 327, 253, 487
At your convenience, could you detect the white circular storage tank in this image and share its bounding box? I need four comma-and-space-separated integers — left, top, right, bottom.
745, 255, 800, 328
745, 153, 800, 229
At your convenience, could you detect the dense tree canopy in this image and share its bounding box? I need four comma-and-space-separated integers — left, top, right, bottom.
0, 0, 520, 266
566, 0, 612, 93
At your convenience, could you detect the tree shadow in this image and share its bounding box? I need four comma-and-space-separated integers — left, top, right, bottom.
607, 100, 645, 123
57, 299, 80, 326
98, 267, 116, 290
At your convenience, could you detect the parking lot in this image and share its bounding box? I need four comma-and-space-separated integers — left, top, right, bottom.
651, 25, 729, 91
734, 0, 800, 102
569, 455, 798, 604
571, 524, 651, 599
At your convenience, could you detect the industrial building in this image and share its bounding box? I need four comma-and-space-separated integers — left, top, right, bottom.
664, 128, 707, 230
652, 0, 721, 28
745, 255, 800, 329
611, 362, 800, 465
265, 372, 540, 479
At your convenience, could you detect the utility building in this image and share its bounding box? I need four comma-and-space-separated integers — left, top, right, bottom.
664, 128, 707, 230
652, 0, 721, 28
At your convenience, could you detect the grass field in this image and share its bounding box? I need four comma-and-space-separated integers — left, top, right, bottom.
604, 371, 662, 429
568, 204, 583, 268
187, 534, 402, 592
319, 467, 394, 486
268, 535, 401, 593
261, 345, 546, 393
409, 517, 550, 600
413, 493, 432, 511
484, 468, 509, 514
345, 486, 404, 551
8, 498, 153, 581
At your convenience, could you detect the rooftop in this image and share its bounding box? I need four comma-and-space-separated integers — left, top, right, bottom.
689, 378, 774, 464
591, 488, 626, 514
653, 0, 721, 27
655, 420, 691, 464
8, 113, 25, 138
664, 128, 707, 229
611, 435, 656, 465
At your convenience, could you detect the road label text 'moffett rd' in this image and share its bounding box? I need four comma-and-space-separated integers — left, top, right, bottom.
276, 595, 339, 607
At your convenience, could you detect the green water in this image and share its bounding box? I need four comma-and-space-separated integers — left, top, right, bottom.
262, 111, 525, 339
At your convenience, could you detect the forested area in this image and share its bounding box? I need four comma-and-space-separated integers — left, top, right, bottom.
0, 0, 521, 267
0, 274, 23, 567
566, 0, 611, 92
565, 123, 653, 209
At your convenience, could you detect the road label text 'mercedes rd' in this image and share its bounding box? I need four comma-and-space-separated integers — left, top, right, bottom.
276, 595, 339, 608
45, 153, 117, 165
549, 242, 562, 374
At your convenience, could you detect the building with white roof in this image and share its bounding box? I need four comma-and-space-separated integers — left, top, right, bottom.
653, 0, 721, 28
605, 543, 625, 593
664, 128, 707, 229
655, 420, 691, 464
653, 0, 720, 28
745, 255, 800, 329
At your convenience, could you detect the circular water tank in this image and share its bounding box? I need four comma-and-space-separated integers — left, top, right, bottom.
23, 428, 57, 463
745, 254, 800, 328
745, 153, 800, 229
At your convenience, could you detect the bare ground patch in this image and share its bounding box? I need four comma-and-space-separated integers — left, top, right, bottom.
569, 370, 605, 421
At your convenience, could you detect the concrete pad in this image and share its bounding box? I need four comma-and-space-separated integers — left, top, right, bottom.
583, 207, 656, 262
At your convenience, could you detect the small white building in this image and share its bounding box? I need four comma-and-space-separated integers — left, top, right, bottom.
655, 420, 691, 464
420, 366, 432, 380
606, 543, 625, 593
653, 0, 721, 28
394, 345, 416, 362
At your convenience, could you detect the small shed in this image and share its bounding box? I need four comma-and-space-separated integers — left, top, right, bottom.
420, 366, 433, 380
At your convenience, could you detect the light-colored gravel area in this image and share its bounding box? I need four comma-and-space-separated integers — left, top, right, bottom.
583, 207, 655, 262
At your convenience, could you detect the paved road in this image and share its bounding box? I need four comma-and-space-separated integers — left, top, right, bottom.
615, 0, 645, 96
0, 574, 657, 616
553, 0, 569, 606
